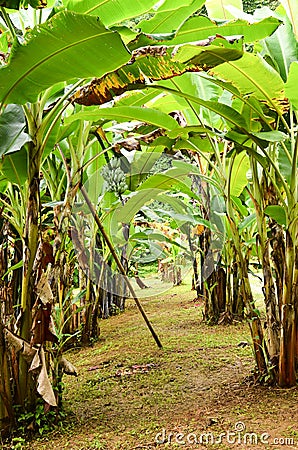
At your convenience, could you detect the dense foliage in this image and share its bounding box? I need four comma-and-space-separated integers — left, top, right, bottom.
0, 0, 297, 441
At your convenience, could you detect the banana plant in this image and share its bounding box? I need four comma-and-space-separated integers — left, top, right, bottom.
69, 0, 298, 386
0, 0, 297, 437
0, 0, 146, 422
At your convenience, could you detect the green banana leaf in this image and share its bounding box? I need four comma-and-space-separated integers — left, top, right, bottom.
114, 167, 196, 224
264, 205, 287, 226
138, 0, 205, 34
262, 15, 297, 82
229, 152, 250, 197
126, 152, 163, 191
210, 52, 286, 114
173, 16, 281, 45
129, 16, 282, 49
0, 11, 130, 105
285, 61, 298, 110
280, 0, 298, 38
65, 106, 179, 131
205, 0, 242, 20
155, 86, 249, 130
64, 0, 158, 27
0, 147, 28, 186
0, 104, 30, 156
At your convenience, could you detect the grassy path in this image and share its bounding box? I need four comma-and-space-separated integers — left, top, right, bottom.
24, 284, 298, 449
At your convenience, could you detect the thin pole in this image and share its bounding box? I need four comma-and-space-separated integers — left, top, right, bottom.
80, 185, 163, 349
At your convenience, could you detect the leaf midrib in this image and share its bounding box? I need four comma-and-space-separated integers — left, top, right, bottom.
86, 0, 109, 14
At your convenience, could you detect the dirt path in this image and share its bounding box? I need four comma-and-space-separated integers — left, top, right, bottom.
25, 285, 298, 449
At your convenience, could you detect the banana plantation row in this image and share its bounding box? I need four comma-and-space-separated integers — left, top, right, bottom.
0, 0, 297, 437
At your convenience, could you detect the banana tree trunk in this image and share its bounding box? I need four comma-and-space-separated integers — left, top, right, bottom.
52, 182, 81, 337
19, 141, 41, 408
270, 222, 285, 310
0, 318, 14, 436
227, 217, 269, 375
262, 242, 280, 364
278, 228, 297, 387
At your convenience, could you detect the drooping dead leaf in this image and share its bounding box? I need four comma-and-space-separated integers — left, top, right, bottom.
4, 329, 57, 407
31, 271, 57, 346
33, 347, 57, 407
106, 128, 166, 154
71, 37, 243, 106
5, 328, 36, 362
70, 227, 89, 269
35, 271, 54, 305
31, 300, 58, 346
58, 356, 78, 376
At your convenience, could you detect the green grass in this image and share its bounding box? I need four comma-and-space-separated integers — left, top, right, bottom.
6, 281, 298, 450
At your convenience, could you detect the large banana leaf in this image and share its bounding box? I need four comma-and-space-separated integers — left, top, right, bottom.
71, 37, 243, 106
115, 173, 195, 224
262, 17, 297, 82
0, 11, 130, 105
162, 73, 223, 128
65, 0, 158, 27
68, 89, 249, 135
138, 0, 205, 34
129, 16, 282, 49
171, 16, 281, 45
154, 86, 249, 130
210, 53, 286, 114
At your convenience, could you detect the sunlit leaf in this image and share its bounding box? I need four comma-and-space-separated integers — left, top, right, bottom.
0, 11, 130, 105
280, 0, 298, 38
65, 0, 158, 27
65, 106, 179, 131
205, 0, 243, 20
262, 18, 297, 82
251, 131, 288, 142
285, 61, 298, 110
163, 16, 281, 45
210, 53, 287, 114
229, 152, 249, 197
138, 0, 205, 34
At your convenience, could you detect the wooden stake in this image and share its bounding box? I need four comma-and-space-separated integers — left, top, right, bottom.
80, 185, 163, 349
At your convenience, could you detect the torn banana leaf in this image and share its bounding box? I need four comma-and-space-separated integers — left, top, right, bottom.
71, 35, 243, 106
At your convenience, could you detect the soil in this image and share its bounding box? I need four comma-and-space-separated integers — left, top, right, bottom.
11, 284, 298, 450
